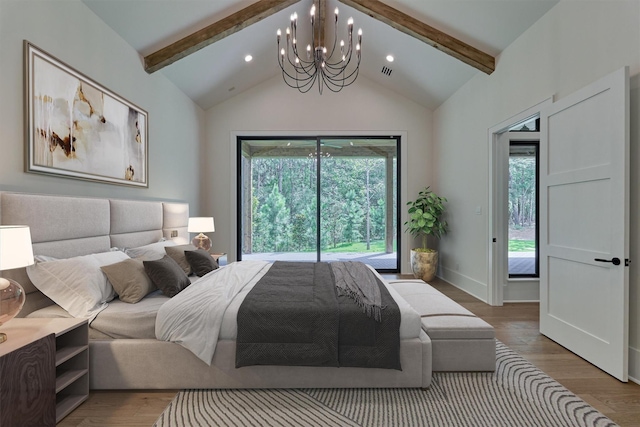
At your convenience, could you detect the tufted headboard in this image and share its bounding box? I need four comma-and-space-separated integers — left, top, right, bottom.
0, 192, 189, 316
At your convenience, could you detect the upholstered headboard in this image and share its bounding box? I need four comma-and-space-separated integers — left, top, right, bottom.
0, 192, 189, 316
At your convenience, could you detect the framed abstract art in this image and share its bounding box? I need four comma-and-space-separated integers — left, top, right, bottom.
24, 41, 148, 187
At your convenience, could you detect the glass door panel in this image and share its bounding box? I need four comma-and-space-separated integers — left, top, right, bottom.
239, 138, 317, 262
508, 142, 538, 277
319, 138, 398, 271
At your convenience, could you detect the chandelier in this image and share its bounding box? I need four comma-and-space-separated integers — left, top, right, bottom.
276, 1, 362, 94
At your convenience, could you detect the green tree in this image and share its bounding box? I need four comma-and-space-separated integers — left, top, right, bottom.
259, 184, 290, 252
509, 157, 536, 227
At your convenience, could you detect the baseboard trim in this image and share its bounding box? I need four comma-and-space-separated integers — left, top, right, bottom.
504, 279, 539, 302
439, 267, 488, 303
630, 346, 640, 384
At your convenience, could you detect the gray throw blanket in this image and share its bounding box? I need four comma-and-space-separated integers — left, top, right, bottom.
236, 261, 401, 370
331, 261, 384, 322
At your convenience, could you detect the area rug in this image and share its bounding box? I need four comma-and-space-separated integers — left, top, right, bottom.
154, 342, 617, 427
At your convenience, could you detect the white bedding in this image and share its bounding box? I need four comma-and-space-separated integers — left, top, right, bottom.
156, 261, 421, 365
156, 261, 272, 365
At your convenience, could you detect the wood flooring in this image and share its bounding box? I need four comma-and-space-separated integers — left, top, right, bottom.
58, 276, 640, 427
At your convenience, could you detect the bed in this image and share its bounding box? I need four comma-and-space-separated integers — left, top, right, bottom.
0, 191, 432, 390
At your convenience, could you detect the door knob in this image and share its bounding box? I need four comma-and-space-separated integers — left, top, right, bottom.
594, 257, 621, 265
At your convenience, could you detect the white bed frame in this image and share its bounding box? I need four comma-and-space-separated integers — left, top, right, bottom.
0, 192, 432, 389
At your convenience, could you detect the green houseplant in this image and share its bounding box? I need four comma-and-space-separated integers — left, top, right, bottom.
405, 187, 448, 281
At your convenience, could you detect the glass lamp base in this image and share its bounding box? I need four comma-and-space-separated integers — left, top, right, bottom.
0, 277, 26, 343
191, 233, 211, 251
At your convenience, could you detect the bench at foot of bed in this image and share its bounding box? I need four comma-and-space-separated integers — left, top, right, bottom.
389, 280, 496, 372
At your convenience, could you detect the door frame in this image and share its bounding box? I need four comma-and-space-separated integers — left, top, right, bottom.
488, 98, 552, 306
229, 130, 409, 270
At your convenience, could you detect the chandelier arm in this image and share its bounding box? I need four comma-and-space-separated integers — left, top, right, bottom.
278, 50, 316, 84
324, 36, 353, 68
324, 46, 353, 68
280, 62, 317, 89
290, 71, 318, 93
292, 58, 319, 79
282, 66, 316, 86
323, 52, 352, 72
322, 55, 361, 85
333, 55, 361, 82
323, 67, 360, 92
285, 44, 319, 78
322, 58, 353, 78
291, 44, 315, 67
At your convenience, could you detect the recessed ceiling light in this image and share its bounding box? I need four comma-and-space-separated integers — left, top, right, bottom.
245, 55, 253, 62
386, 55, 394, 63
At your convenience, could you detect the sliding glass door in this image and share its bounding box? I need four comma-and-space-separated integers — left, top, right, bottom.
238, 136, 400, 272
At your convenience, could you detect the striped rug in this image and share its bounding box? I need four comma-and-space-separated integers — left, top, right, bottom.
154, 342, 617, 427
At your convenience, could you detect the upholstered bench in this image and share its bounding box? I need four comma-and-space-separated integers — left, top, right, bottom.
389, 279, 496, 372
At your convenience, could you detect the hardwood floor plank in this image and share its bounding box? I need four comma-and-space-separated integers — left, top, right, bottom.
58, 276, 640, 426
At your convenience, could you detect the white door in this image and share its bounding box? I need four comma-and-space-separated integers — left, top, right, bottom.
539, 67, 629, 381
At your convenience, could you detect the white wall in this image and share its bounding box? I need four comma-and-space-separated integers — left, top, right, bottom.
433, 1, 640, 380
0, 0, 205, 211
204, 75, 432, 270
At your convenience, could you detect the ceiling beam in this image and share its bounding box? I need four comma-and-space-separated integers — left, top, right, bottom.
313, 0, 326, 49
144, 0, 300, 74
338, 0, 495, 75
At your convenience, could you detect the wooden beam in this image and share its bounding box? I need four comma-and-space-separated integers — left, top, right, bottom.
144, 0, 300, 74
313, 0, 326, 49
338, 0, 495, 75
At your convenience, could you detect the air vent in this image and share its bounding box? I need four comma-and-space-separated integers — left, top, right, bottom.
381, 66, 393, 77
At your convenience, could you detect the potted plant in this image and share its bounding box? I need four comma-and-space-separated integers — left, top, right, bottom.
404, 187, 448, 281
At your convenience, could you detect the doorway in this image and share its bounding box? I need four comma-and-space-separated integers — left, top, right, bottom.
488, 98, 552, 306
237, 135, 400, 272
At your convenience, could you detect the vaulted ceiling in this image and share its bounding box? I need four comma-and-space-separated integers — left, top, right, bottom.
83, 0, 558, 110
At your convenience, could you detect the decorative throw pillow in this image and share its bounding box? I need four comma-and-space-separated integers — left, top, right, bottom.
165, 244, 198, 275
26, 251, 130, 319
125, 240, 177, 261
143, 255, 191, 298
184, 249, 219, 277
101, 258, 156, 303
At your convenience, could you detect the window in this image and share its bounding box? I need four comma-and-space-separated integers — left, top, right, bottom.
508, 141, 539, 277
237, 136, 400, 272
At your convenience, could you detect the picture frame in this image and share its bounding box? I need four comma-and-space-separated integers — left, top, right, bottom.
24, 41, 148, 188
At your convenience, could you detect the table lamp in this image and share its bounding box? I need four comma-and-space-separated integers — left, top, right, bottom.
188, 217, 215, 251
0, 226, 34, 343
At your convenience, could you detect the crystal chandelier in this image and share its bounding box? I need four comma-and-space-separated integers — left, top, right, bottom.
276, 1, 362, 94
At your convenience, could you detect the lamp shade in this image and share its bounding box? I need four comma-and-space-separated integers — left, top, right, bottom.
0, 226, 34, 271
0, 226, 33, 339
188, 217, 215, 233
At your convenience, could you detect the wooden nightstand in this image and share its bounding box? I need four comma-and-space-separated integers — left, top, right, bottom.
211, 252, 226, 261
211, 252, 227, 266
0, 318, 89, 426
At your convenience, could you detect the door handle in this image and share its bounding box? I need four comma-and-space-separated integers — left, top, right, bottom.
594, 257, 621, 265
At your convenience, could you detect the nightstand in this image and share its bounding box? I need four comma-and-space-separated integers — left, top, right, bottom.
0, 318, 89, 426
211, 252, 227, 266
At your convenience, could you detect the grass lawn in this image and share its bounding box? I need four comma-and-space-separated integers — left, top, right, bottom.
322, 240, 394, 253
509, 240, 536, 252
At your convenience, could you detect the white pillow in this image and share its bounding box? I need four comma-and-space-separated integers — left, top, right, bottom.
27, 251, 130, 320
125, 240, 177, 260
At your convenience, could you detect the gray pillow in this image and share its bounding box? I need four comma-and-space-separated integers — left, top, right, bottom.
125, 240, 177, 261
165, 244, 198, 275
101, 258, 156, 304
143, 255, 191, 298
185, 249, 219, 277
